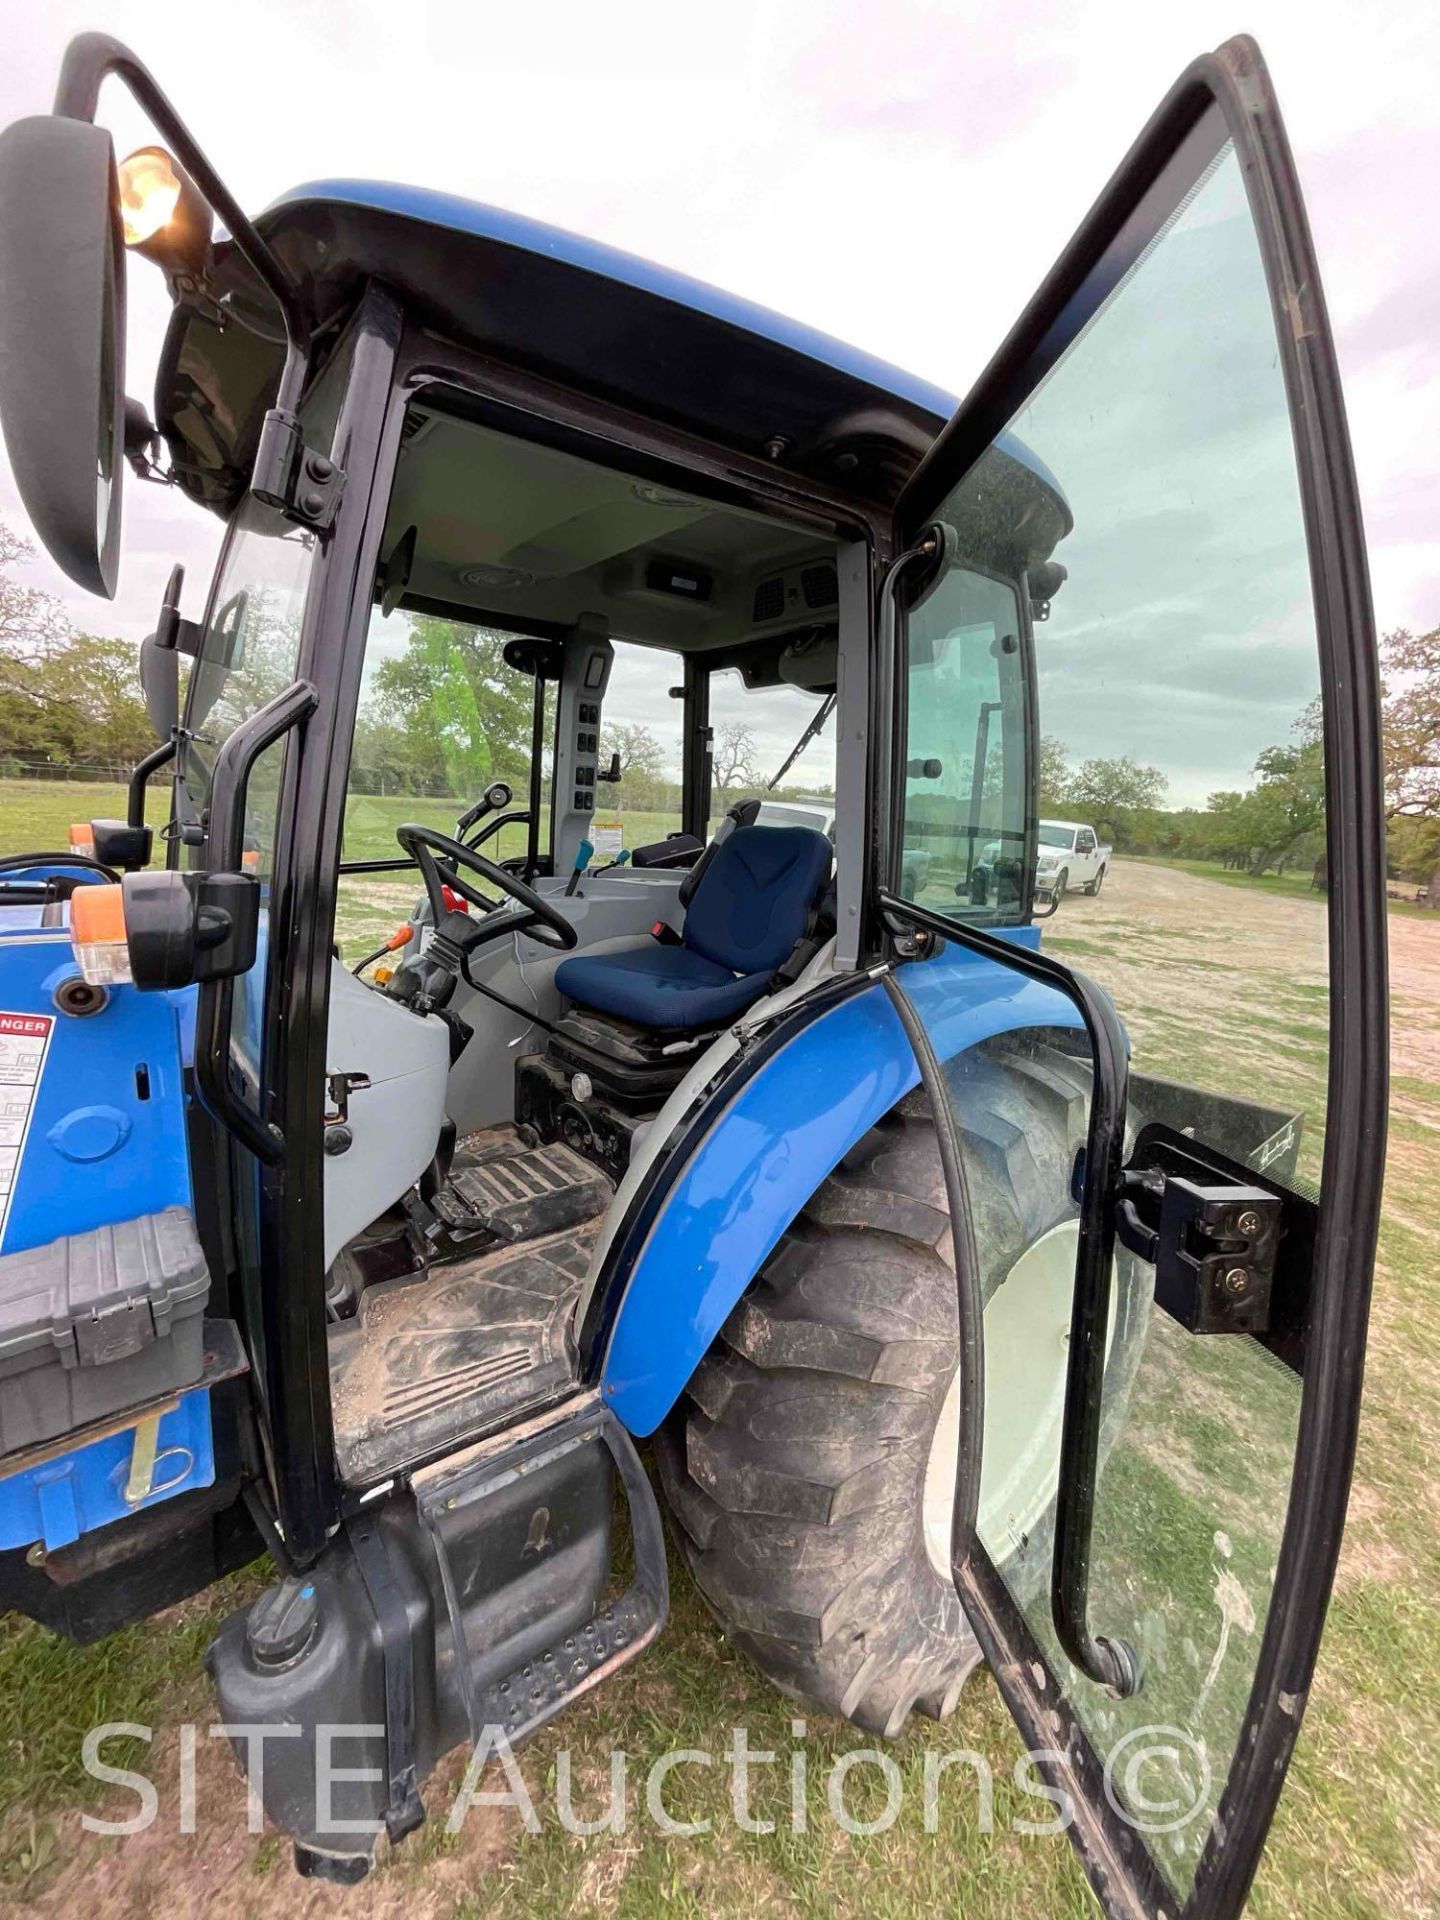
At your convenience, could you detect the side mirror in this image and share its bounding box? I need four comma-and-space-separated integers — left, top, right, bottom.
139, 632, 179, 741
0, 116, 126, 596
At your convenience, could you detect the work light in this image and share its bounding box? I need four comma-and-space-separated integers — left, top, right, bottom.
116, 144, 211, 282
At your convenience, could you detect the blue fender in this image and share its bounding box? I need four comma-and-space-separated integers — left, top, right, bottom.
600, 936, 1083, 1435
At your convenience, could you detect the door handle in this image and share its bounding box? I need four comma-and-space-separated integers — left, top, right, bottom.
877, 889, 1143, 1697
195, 678, 317, 1164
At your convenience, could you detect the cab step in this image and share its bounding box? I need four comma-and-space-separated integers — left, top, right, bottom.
413, 1401, 667, 1746
207, 1397, 667, 1882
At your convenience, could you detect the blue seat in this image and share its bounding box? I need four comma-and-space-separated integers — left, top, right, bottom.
554, 825, 831, 1032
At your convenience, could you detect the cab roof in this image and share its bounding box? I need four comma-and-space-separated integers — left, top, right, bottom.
158, 180, 1066, 528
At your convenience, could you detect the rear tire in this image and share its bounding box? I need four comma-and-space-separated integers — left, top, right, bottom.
1085, 865, 1106, 896
654, 1034, 1129, 1737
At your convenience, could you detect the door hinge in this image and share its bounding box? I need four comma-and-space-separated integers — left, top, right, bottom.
251, 407, 346, 530
1115, 1162, 1281, 1338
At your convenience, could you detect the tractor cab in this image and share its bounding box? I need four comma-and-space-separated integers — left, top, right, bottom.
0, 32, 1388, 1918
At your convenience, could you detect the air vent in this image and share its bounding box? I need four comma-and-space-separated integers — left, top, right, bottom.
401, 410, 438, 447
753, 577, 786, 622
801, 563, 838, 610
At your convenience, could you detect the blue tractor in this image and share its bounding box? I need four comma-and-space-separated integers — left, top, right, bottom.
0, 31, 1387, 1918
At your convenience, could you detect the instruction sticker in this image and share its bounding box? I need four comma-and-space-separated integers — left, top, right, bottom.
590, 820, 625, 859
0, 1012, 55, 1247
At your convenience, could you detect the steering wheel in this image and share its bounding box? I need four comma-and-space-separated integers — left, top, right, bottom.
396, 824, 577, 951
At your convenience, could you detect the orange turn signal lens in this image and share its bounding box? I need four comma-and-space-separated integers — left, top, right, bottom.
68, 821, 96, 860
69, 883, 132, 986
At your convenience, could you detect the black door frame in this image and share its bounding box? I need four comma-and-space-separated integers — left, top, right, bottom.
239, 287, 405, 1563
880, 35, 1386, 1920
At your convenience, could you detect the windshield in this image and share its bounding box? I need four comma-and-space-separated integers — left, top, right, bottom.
1037, 823, 1073, 849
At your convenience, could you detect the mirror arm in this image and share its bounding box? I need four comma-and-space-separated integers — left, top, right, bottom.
52, 34, 339, 527
54, 34, 307, 394
127, 734, 177, 831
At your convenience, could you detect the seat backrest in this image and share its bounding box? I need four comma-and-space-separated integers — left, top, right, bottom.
677, 796, 762, 908
681, 824, 831, 977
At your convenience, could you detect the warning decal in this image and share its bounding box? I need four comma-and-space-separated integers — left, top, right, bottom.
0, 1011, 55, 1248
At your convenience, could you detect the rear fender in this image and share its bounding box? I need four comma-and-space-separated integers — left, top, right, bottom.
597, 937, 1082, 1436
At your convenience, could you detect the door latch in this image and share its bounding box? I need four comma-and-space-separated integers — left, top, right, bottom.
1116, 1163, 1281, 1337
324, 1070, 371, 1125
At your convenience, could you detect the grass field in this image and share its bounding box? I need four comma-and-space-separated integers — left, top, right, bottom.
0, 778, 683, 961
0, 786, 1435, 1916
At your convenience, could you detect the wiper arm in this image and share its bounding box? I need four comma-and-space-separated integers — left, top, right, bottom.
766, 693, 836, 792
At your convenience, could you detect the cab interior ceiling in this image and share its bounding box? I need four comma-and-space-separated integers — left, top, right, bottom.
379, 407, 842, 662
154, 199, 945, 515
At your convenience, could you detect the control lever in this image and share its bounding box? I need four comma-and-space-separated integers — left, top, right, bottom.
564, 838, 594, 898
456, 780, 512, 836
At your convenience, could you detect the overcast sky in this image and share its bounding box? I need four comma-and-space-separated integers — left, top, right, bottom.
1, 0, 1434, 797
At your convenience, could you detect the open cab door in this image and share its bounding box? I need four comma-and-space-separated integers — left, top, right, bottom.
880, 36, 1384, 1920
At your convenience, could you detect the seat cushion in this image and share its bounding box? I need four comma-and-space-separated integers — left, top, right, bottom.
553, 942, 768, 1031
681, 825, 831, 976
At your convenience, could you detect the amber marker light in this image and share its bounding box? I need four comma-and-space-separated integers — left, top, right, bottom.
69, 882, 132, 986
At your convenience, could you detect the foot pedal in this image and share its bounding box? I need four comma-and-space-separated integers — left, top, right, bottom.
413, 1401, 667, 1746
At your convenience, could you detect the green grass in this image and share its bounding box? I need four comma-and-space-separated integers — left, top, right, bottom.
0, 782, 1434, 1913
0, 779, 175, 863
0, 778, 685, 961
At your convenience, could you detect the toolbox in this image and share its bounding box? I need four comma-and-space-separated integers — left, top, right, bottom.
0, 1207, 211, 1456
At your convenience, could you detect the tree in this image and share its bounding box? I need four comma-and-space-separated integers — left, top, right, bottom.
1382, 621, 1440, 822
598, 721, 671, 812
360, 615, 537, 796
1037, 735, 1071, 813
0, 521, 68, 659
600, 722, 666, 783
712, 720, 757, 793
1191, 704, 1326, 878
1064, 755, 1169, 851
0, 520, 152, 768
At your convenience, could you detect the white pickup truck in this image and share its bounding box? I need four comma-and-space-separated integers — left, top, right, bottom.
967, 818, 1111, 908
1033, 820, 1110, 902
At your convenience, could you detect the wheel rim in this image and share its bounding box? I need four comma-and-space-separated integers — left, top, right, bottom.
923, 1219, 1103, 1579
